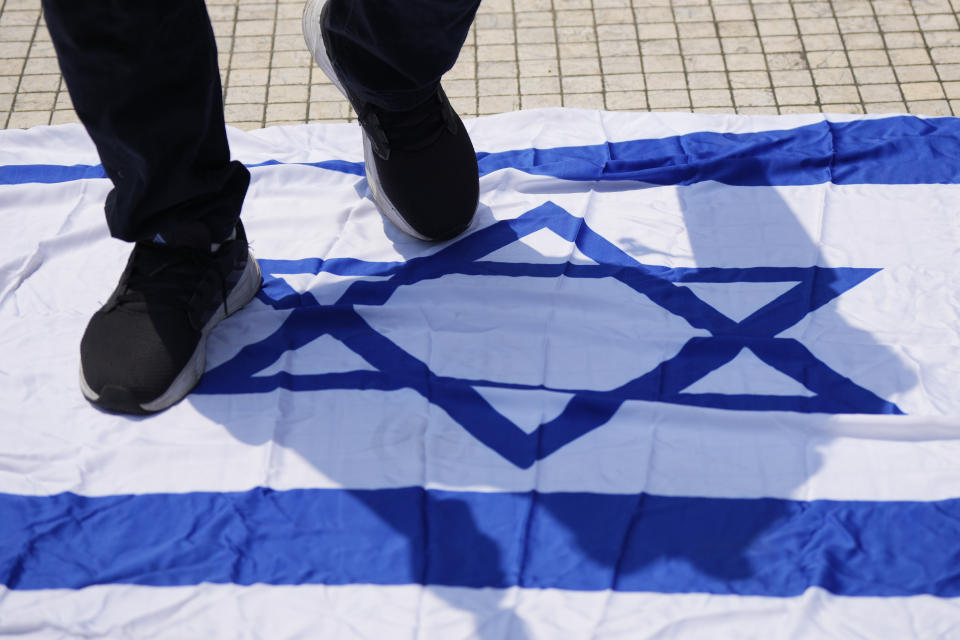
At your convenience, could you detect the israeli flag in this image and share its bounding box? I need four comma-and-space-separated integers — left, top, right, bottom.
1, 109, 959, 639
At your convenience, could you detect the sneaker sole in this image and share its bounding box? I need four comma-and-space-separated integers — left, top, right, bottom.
79, 251, 262, 414
302, 0, 433, 242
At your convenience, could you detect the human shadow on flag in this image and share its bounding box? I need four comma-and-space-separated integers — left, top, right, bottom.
189, 156, 917, 630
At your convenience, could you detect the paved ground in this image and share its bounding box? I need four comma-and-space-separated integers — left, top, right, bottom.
2, 0, 959, 130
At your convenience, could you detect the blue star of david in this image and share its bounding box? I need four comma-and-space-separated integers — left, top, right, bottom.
197, 202, 902, 468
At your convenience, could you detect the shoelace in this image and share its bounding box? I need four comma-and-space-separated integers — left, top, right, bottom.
359, 90, 457, 159
112, 243, 230, 328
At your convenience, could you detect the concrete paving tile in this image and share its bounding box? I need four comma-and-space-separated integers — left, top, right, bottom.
594, 8, 633, 24
17, 73, 58, 92
519, 60, 558, 76
479, 61, 520, 78
779, 104, 823, 114
770, 69, 814, 86
0, 58, 24, 76
775, 85, 818, 104
737, 106, 780, 114
50, 110, 79, 125
556, 25, 596, 43
515, 11, 553, 28
231, 52, 272, 69
797, 18, 839, 35
937, 64, 960, 80
0, 77, 19, 93
228, 121, 263, 131
859, 83, 905, 101
713, 4, 754, 21
725, 53, 767, 70
225, 103, 267, 125
641, 39, 681, 57
942, 81, 960, 98
761, 35, 804, 52
677, 22, 717, 39
561, 75, 603, 93
931, 47, 960, 63
889, 48, 933, 65
273, 35, 306, 51
604, 90, 647, 110
268, 84, 308, 102
847, 50, 891, 66
883, 31, 926, 48
226, 85, 268, 104
690, 88, 734, 106
721, 36, 763, 53
820, 103, 865, 113
637, 22, 678, 39
681, 37, 722, 54
853, 65, 898, 84
925, 31, 960, 47
687, 71, 729, 89
719, 20, 759, 37
0, 42, 30, 58
563, 92, 606, 109
647, 89, 691, 108
595, 39, 637, 56
479, 95, 520, 114
873, 0, 914, 15
901, 81, 946, 100
753, 4, 794, 20
803, 34, 844, 51
520, 93, 563, 109
597, 56, 636, 75
22, 56, 59, 75
895, 65, 940, 82
270, 67, 309, 85
733, 87, 776, 106
756, 19, 796, 37
768, 52, 810, 70
479, 77, 518, 96
265, 102, 306, 121
812, 67, 855, 84
914, 0, 954, 13
517, 27, 555, 44
516, 44, 554, 61
13, 91, 54, 110
877, 16, 920, 32
728, 71, 770, 88
233, 36, 273, 53
597, 73, 648, 91
907, 99, 951, 114
7, 110, 49, 128
817, 84, 860, 103
836, 16, 880, 33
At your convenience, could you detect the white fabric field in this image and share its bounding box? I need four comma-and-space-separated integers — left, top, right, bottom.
1, 109, 959, 639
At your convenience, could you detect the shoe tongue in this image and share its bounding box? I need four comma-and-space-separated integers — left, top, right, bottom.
118, 242, 211, 310
377, 94, 450, 151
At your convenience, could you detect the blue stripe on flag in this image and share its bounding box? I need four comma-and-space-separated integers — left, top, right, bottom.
3, 116, 960, 186
3, 488, 959, 597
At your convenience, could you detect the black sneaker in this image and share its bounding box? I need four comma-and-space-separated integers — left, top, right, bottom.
79, 222, 261, 414
303, 0, 479, 241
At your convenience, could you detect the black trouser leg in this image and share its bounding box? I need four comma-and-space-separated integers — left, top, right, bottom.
42, 0, 248, 248
323, 0, 482, 111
